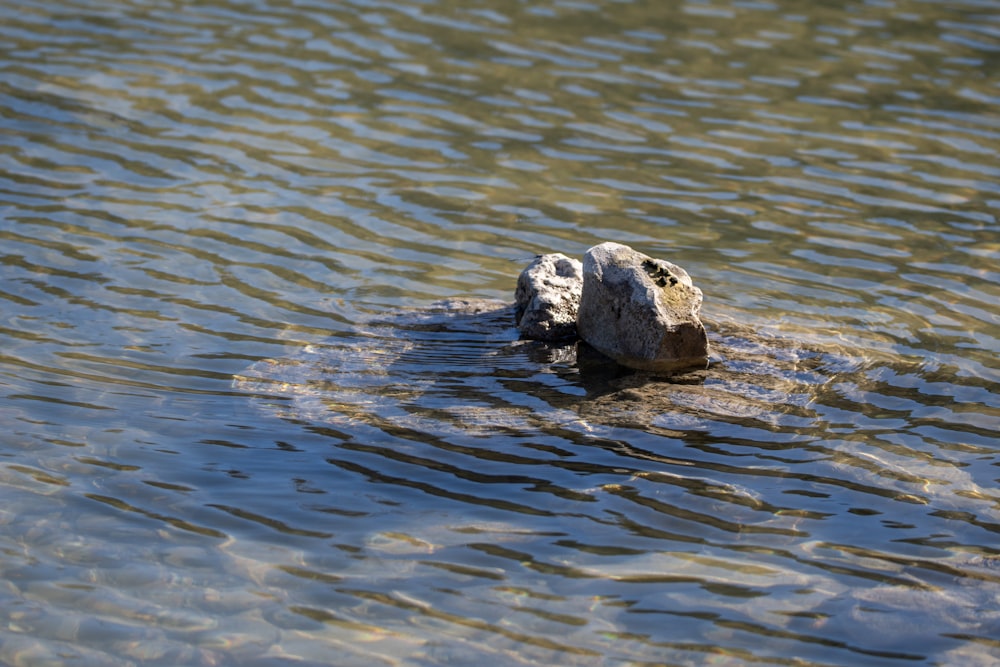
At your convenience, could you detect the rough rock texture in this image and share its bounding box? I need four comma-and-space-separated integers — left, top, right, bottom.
576, 242, 708, 372
515, 253, 583, 341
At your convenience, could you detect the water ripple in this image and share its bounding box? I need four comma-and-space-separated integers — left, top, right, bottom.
1, 0, 998, 664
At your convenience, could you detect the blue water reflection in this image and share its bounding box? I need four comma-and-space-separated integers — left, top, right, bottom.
0, 0, 997, 664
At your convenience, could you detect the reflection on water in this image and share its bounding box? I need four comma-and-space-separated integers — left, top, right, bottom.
1, 0, 998, 664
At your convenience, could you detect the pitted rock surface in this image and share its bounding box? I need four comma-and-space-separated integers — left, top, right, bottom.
576, 242, 709, 372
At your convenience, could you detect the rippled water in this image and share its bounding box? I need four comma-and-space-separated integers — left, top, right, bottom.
2, 0, 999, 664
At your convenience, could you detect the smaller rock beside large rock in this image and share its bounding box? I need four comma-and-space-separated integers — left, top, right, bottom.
515, 253, 583, 341
576, 242, 708, 372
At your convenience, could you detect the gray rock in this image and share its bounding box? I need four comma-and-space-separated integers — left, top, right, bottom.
576, 242, 709, 372
515, 253, 583, 341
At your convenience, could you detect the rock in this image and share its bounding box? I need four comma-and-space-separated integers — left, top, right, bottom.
515, 253, 583, 341
576, 242, 708, 372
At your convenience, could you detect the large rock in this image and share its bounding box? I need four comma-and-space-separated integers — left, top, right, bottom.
515, 253, 583, 341
576, 242, 708, 372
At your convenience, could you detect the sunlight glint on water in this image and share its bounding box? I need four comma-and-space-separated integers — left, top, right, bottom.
0, 0, 997, 665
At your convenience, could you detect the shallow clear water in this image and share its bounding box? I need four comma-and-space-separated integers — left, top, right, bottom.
1, 0, 998, 665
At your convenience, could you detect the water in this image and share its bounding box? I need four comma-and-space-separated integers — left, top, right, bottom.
1, 0, 998, 664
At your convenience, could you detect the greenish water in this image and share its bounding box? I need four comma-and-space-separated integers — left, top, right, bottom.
1, 0, 998, 665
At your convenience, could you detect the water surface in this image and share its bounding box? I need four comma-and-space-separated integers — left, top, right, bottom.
1, 0, 998, 665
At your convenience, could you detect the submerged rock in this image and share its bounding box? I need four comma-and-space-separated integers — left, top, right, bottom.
576, 242, 709, 373
234, 302, 881, 437
514, 253, 583, 341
